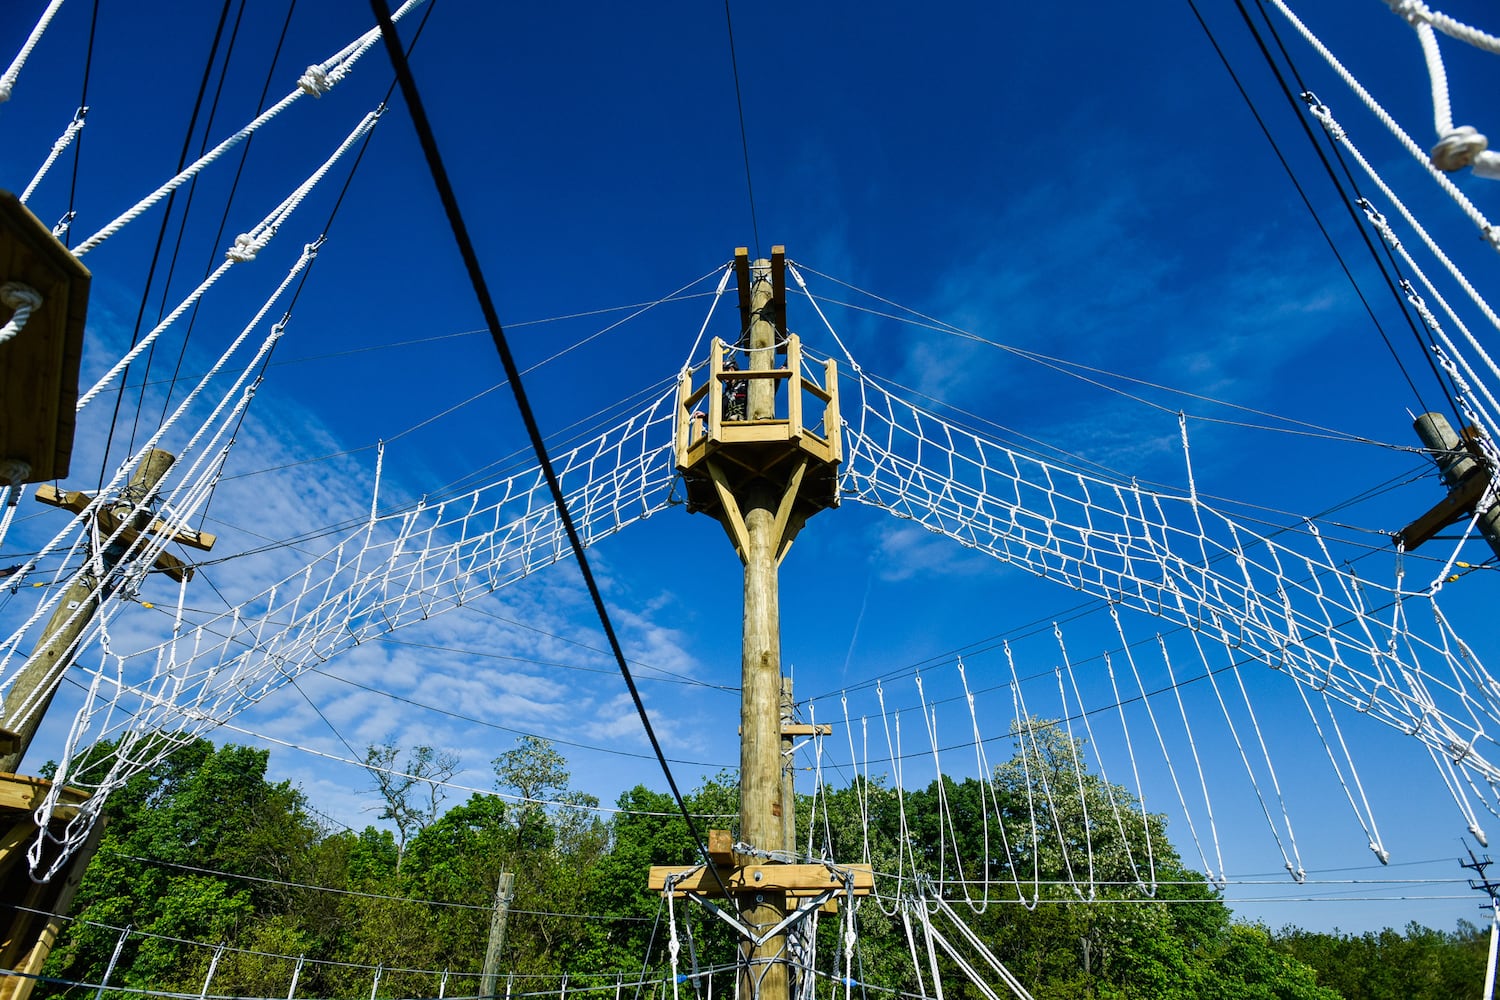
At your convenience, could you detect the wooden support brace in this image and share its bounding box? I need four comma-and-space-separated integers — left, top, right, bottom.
707, 460, 751, 560
707, 829, 735, 866
780, 723, 833, 736
771, 458, 808, 552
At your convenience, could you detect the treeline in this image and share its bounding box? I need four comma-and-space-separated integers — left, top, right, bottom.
26, 726, 1487, 1000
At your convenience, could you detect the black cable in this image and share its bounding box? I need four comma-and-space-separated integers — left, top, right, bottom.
1182, 0, 1429, 412
156, 0, 297, 430
95, 0, 236, 492
368, 0, 730, 894
126, 0, 249, 459
60, 0, 100, 250
722, 0, 762, 258
1231, 0, 1463, 431
1247, 1, 1468, 435
198, 0, 439, 529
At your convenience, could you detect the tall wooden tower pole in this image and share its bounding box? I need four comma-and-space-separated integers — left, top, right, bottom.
658, 245, 868, 1000
738, 256, 788, 1000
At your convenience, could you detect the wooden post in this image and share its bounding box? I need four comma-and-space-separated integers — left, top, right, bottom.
739, 256, 789, 1000
480, 872, 515, 999
780, 677, 796, 856
0, 449, 176, 773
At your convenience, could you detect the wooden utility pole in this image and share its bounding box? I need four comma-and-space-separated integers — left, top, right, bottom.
1397, 412, 1500, 559
479, 871, 515, 999
0, 448, 212, 1000
658, 246, 866, 1000
0, 449, 210, 770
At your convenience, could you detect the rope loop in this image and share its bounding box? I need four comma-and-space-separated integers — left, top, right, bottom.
1431, 125, 1488, 172
0, 281, 43, 345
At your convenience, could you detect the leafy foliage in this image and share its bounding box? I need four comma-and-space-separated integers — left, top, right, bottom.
30, 728, 1484, 1000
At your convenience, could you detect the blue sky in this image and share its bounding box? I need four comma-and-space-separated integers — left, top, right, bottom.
4, 0, 1500, 940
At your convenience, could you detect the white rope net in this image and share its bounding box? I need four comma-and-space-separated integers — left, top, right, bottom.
8, 390, 676, 875
838, 367, 1499, 786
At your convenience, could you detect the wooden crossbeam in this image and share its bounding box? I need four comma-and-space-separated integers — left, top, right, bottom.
1397, 473, 1489, 550
648, 862, 873, 898
35, 483, 215, 583
35, 484, 217, 550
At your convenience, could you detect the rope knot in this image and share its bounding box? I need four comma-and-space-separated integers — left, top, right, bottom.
298, 64, 332, 96
1431, 126, 1489, 171
1389, 0, 1431, 25
226, 233, 259, 262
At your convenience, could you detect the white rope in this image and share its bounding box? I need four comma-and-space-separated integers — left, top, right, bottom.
0, 0, 66, 104
77, 109, 380, 412
1101, 646, 1158, 893
20, 105, 87, 204
0, 282, 43, 345
1268, 0, 1499, 237
71, 1, 423, 257
681, 263, 733, 371
1355, 196, 1500, 393
1154, 632, 1226, 887
840, 366, 1500, 782
1387, 1, 1500, 57
1006, 645, 1081, 898
1055, 627, 1142, 894
1048, 654, 1096, 899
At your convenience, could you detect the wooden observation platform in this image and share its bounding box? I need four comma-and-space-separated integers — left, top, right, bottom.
673, 247, 841, 564
0, 189, 98, 1000
0, 190, 90, 488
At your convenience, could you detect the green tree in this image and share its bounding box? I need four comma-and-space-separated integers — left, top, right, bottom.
361, 741, 459, 870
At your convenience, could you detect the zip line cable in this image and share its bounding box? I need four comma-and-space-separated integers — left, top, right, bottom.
59, 0, 100, 248
1233, 0, 1465, 431
368, 0, 727, 897
126, 0, 252, 461
95, 0, 236, 493
197, 0, 439, 529
1183, 0, 1435, 416
722, 0, 762, 258
152, 0, 299, 435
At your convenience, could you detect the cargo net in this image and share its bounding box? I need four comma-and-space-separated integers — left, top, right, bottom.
836, 369, 1499, 792
7, 388, 676, 876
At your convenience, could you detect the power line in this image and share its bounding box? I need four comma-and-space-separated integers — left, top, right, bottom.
721, 0, 762, 258
366, 4, 729, 900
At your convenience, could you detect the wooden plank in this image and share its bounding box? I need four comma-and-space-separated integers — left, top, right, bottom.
734, 248, 752, 338
1397, 473, 1489, 550
0, 774, 88, 816
781, 723, 832, 736
648, 862, 873, 897
708, 829, 734, 866
825, 358, 842, 465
